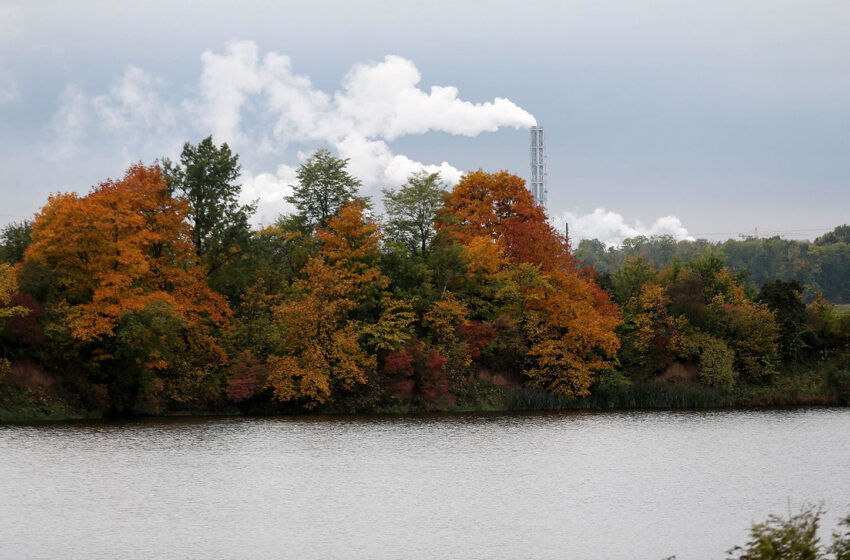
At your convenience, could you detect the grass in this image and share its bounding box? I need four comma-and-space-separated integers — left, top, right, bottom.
504, 383, 731, 411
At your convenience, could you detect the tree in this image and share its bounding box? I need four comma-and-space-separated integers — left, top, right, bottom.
814, 224, 850, 246
758, 280, 807, 361
0, 221, 33, 264
437, 170, 569, 271
383, 171, 446, 258
727, 506, 823, 560
0, 263, 29, 382
23, 164, 230, 409
163, 136, 255, 299
265, 200, 384, 408
26, 164, 230, 341
286, 149, 362, 226
438, 170, 621, 398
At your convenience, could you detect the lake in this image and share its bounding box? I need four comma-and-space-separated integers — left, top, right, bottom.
2, 409, 849, 559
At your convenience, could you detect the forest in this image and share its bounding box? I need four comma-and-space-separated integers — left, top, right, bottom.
1, 137, 849, 419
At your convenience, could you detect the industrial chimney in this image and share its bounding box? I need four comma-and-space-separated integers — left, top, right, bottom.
529, 126, 547, 209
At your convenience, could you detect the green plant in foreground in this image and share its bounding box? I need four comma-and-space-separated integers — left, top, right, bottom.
725, 506, 850, 560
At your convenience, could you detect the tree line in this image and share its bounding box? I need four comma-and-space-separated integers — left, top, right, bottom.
0, 137, 848, 416
575, 228, 850, 304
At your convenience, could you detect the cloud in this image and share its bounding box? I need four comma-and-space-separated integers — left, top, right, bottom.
190, 40, 535, 188
239, 164, 299, 226
0, 6, 24, 105
553, 208, 693, 248
48, 66, 179, 164
92, 66, 175, 134
47, 40, 535, 220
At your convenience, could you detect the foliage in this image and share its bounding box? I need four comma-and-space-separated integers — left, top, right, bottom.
726, 506, 824, 560
4, 142, 850, 418
19, 164, 230, 412
758, 281, 808, 361
25, 164, 230, 342
382, 171, 446, 257
679, 330, 737, 390
0, 220, 33, 264
285, 149, 362, 226
163, 136, 256, 300
265, 200, 383, 409
575, 225, 850, 304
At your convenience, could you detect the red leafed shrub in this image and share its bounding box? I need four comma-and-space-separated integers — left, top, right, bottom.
383, 342, 452, 404
226, 352, 271, 403
383, 346, 417, 399
420, 349, 449, 401
458, 321, 497, 360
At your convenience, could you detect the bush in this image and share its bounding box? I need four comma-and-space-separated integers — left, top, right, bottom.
725, 506, 850, 560
826, 363, 850, 405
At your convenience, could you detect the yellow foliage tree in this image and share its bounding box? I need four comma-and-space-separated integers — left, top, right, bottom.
0, 263, 28, 382
266, 200, 386, 408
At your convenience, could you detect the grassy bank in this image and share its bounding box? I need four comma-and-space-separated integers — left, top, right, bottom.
2, 357, 847, 422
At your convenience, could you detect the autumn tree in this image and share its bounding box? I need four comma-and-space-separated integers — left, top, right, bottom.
438, 170, 622, 398
0, 263, 29, 382
163, 136, 255, 300
286, 149, 362, 226
438, 169, 571, 272
265, 200, 386, 408
23, 164, 230, 409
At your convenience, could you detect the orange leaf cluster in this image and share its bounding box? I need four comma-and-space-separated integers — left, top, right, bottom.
25, 164, 230, 341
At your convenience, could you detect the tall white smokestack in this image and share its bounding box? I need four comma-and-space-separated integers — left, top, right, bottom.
530, 126, 547, 209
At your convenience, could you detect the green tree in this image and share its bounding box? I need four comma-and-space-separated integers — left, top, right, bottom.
814, 224, 850, 246
0, 220, 33, 264
757, 280, 807, 361
382, 171, 446, 258
286, 149, 362, 226
163, 137, 256, 300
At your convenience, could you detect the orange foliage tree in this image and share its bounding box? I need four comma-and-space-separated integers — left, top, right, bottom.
265, 200, 388, 408
439, 170, 621, 398
22, 164, 230, 405
25, 164, 230, 341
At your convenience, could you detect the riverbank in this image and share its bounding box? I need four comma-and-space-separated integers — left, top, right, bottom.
3, 355, 848, 422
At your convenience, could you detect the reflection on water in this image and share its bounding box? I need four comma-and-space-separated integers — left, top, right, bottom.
2, 409, 849, 560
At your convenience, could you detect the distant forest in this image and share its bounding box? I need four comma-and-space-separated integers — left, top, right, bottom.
575, 228, 850, 304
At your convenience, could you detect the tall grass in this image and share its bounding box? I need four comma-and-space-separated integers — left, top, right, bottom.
504, 383, 731, 411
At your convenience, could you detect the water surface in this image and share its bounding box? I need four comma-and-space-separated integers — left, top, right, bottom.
2, 409, 849, 559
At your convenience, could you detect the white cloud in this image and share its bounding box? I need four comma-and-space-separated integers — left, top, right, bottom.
46, 40, 535, 219
553, 208, 693, 248
49, 67, 179, 163
239, 164, 298, 226
191, 40, 534, 189
92, 66, 175, 134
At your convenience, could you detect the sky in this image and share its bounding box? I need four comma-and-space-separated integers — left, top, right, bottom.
1, 0, 848, 246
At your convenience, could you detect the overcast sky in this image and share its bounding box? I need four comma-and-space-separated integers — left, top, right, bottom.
1, 0, 848, 244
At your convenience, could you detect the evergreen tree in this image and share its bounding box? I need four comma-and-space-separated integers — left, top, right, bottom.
163, 136, 255, 299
